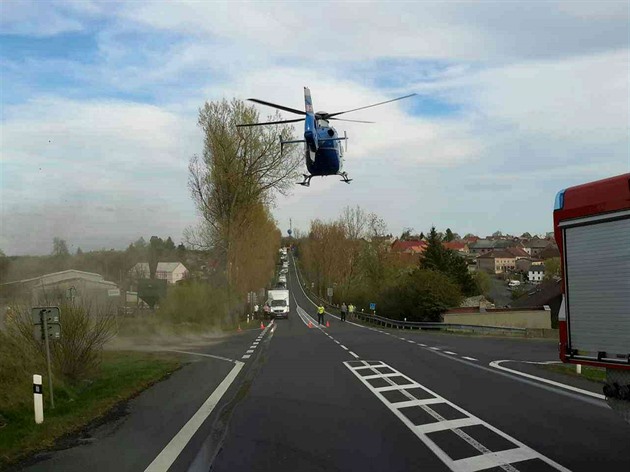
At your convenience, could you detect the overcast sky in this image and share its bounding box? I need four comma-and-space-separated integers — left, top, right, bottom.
1, 0, 628, 256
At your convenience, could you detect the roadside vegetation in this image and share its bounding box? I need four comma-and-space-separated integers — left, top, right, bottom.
296, 206, 483, 321
542, 363, 606, 384
0, 302, 180, 468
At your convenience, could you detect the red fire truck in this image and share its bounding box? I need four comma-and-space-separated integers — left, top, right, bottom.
553, 173, 630, 420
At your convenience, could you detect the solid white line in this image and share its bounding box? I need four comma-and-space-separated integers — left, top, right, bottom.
489, 360, 606, 400
241, 354, 251, 359
168, 350, 235, 363
144, 361, 244, 472
462, 356, 479, 361
340, 345, 349, 350
443, 351, 457, 356
349, 351, 360, 359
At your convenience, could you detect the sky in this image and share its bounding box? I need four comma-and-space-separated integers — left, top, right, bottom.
1, 0, 628, 256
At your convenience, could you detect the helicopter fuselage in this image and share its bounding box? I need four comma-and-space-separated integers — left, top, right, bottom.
304, 115, 343, 176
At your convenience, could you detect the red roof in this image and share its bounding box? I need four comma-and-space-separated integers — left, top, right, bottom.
391, 240, 427, 253
443, 241, 467, 251
506, 247, 529, 258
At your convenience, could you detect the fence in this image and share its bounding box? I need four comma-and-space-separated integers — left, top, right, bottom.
291, 255, 526, 335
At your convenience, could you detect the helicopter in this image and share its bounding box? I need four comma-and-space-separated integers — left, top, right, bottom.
237, 87, 416, 187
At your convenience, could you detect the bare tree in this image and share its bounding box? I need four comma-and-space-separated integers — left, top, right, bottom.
188, 98, 301, 261
339, 206, 368, 240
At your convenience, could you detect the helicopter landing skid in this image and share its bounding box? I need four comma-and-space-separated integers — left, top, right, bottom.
297, 174, 312, 187
340, 172, 352, 184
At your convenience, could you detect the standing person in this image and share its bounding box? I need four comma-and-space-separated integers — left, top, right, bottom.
348, 303, 355, 320
317, 304, 325, 325
340, 302, 347, 322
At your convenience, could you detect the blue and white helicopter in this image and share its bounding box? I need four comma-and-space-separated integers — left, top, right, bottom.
237, 87, 416, 187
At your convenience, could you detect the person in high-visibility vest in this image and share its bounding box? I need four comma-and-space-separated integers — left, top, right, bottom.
348, 303, 355, 319
317, 305, 325, 325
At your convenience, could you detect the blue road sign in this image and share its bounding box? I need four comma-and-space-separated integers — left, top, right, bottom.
369, 302, 376, 310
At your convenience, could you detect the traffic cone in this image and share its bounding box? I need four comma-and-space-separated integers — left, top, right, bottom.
326, 320, 330, 328
260, 321, 265, 329
308, 320, 313, 328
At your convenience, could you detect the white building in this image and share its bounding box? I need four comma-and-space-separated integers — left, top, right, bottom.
128, 262, 189, 285
528, 264, 545, 283
156, 262, 188, 284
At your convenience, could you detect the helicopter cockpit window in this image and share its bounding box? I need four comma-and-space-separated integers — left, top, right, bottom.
317, 118, 329, 128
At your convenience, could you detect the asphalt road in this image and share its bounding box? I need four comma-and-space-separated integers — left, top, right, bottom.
19, 259, 630, 472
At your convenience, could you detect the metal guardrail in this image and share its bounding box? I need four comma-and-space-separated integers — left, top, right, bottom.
291, 253, 526, 334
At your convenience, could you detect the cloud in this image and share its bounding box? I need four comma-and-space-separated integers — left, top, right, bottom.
1, 0, 628, 254
1, 97, 200, 254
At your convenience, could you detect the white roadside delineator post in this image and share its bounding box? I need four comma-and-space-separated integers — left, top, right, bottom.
576, 364, 582, 375
33, 374, 43, 424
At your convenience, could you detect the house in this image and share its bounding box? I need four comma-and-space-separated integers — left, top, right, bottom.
0, 269, 120, 309
155, 262, 188, 284
390, 239, 427, 254
516, 257, 542, 273
538, 245, 560, 260
128, 261, 189, 285
505, 247, 530, 259
443, 241, 469, 254
528, 262, 545, 283
476, 250, 517, 274
468, 239, 514, 256
522, 237, 552, 257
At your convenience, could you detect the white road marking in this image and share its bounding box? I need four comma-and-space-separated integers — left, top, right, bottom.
444, 351, 457, 356
334, 340, 340, 344
246, 350, 254, 354
345, 360, 570, 472
430, 347, 441, 351
241, 355, 251, 359
490, 360, 606, 400
407, 340, 416, 344
418, 343, 427, 347
462, 356, 478, 361
349, 351, 359, 359
144, 361, 244, 472
168, 351, 236, 363
340, 345, 349, 350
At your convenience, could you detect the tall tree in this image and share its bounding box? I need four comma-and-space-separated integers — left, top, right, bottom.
164, 237, 176, 251
340, 205, 368, 240
52, 237, 69, 257
445, 228, 455, 242
421, 227, 477, 296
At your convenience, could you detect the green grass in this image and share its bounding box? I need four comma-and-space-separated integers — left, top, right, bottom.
542, 363, 606, 384
0, 351, 181, 469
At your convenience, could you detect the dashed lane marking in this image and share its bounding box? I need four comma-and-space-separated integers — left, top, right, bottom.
345, 360, 569, 472
241, 354, 251, 359
340, 345, 349, 350
349, 351, 359, 359
246, 350, 254, 354
462, 356, 478, 362
430, 347, 441, 351
444, 351, 457, 356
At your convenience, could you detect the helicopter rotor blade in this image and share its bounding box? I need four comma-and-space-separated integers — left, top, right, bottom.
247, 98, 306, 116
328, 117, 375, 124
236, 118, 305, 128
326, 93, 417, 118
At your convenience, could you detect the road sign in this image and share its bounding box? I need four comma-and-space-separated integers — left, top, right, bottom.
32, 307, 60, 325
370, 302, 376, 310
34, 323, 61, 340
108, 288, 121, 297
327, 287, 333, 297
